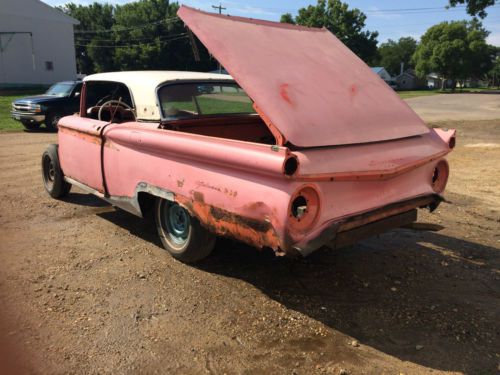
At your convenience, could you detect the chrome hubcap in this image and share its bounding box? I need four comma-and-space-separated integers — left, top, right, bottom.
164, 203, 190, 245
43, 155, 55, 188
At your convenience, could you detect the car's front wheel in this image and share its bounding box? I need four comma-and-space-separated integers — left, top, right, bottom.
21, 120, 40, 131
41, 144, 71, 198
155, 198, 216, 263
45, 113, 62, 132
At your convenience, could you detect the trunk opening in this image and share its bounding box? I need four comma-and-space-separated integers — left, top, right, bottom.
159, 114, 277, 145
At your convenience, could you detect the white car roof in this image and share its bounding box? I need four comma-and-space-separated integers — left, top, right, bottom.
83, 71, 235, 121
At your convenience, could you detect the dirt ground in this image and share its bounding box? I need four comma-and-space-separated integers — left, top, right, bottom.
406, 94, 500, 122
0, 119, 499, 374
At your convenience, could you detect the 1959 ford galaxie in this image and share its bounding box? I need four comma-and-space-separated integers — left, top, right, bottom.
41, 6, 455, 263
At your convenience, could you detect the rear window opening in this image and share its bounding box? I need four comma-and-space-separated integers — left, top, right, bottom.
158, 82, 276, 145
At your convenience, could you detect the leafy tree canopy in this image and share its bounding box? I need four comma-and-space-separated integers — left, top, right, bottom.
413, 20, 492, 88
280, 0, 379, 64
60, 0, 216, 74
377, 37, 417, 76
448, 0, 497, 18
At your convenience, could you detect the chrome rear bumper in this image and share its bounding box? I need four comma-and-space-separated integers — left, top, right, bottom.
292, 194, 443, 256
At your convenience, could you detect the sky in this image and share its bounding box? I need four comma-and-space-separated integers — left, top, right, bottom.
45, 0, 500, 46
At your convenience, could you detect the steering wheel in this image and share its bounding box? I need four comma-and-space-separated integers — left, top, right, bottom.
98, 100, 135, 122
96, 95, 112, 106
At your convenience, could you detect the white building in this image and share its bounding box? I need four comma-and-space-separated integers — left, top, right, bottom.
0, 0, 79, 88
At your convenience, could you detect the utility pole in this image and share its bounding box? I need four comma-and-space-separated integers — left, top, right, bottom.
211, 4, 226, 73
212, 3, 226, 14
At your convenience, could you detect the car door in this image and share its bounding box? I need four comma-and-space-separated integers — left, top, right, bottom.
57, 81, 107, 194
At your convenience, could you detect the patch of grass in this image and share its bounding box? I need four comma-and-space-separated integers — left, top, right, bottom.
162, 96, 255, 117
0, 90, 44, 131
455, 87, 500, 93
398, 90, 442, 99
399, 87, 500, 99
197, 96, 254, 114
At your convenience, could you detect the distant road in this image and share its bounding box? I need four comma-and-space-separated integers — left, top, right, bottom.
405, 93, 500, 122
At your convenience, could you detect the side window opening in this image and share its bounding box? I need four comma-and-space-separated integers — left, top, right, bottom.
84, 81, 135, 123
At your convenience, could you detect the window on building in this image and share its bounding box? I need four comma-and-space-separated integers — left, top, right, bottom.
45, 61, 54, 71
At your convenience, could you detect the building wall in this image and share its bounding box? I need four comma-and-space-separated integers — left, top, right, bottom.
378, 69, 392, 82
396, 74, 417, 90
0, 0, 78, 87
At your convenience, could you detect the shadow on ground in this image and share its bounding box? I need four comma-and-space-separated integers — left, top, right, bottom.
63, 192, 110, 208
67, 192, 500, 374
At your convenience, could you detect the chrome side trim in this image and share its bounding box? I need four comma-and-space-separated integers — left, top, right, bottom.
64, 177, 105, 198
64, 178, 175, 218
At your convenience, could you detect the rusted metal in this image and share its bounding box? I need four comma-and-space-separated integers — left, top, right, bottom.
175, 192, 281, 251
333, 209, 418, 249
52, 9, 457, 259
292, 195, 441, 256
253, 103, 286, 146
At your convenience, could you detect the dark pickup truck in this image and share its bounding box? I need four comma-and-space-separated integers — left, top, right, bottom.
11, 81, 82, 131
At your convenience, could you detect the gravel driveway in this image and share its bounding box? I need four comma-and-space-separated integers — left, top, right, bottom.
406, 93, 500, 122
0, 119, 499, 374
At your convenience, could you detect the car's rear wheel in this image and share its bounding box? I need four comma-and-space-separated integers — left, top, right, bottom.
21, 120, 40, 131
45, 113, 61, 132
155, 198, 216, 263
41, 144, 71, 198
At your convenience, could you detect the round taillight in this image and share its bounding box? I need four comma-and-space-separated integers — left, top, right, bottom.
288, 186, 320, 232
432, 159, 449, 193
449, 136, 456, 149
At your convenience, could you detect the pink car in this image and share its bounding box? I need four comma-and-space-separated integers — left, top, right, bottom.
41, 6, 455, 263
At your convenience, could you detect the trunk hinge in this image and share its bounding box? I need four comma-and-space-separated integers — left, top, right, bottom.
253, 103, 286, 146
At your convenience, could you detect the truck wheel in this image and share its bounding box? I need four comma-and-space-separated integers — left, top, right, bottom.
41, 144, 71, 198
45, 113, 61, 132
21, 120, 40, 131
155, 198, 216, 263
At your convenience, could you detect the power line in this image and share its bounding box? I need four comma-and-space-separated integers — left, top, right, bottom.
75, 34, 189, 48
372, 16, 500, 29
74, 16, 180, 34
216, 2, 499, 15
70, 3, 500, 36
75, 32, 187, 43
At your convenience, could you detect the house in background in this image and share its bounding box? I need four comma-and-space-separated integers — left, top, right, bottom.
395, 69, 427, 90
427, 73, 457, 90
371, 67, 392, 81
0, 0, 79, 88
370, 67, 397, 89
427, 73, 442, 89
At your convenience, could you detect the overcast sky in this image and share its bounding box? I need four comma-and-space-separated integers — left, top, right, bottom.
45, 0, 500, 46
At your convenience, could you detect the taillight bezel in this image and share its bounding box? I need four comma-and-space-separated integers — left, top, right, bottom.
431, 159, 449, 193
287, 185, 321, 232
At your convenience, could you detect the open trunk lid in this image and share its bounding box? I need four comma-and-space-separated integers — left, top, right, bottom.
178, 6, 429, 148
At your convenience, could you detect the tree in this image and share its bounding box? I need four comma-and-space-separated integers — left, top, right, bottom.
60, 0, 216, 74
485, 47, 500, 86
377, 37, 417, 76
448, 0, 497, 18
280, 0, 379, 64
280, 13, 295, 24
413, 20, 491, 89
60, 2, 116, 73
